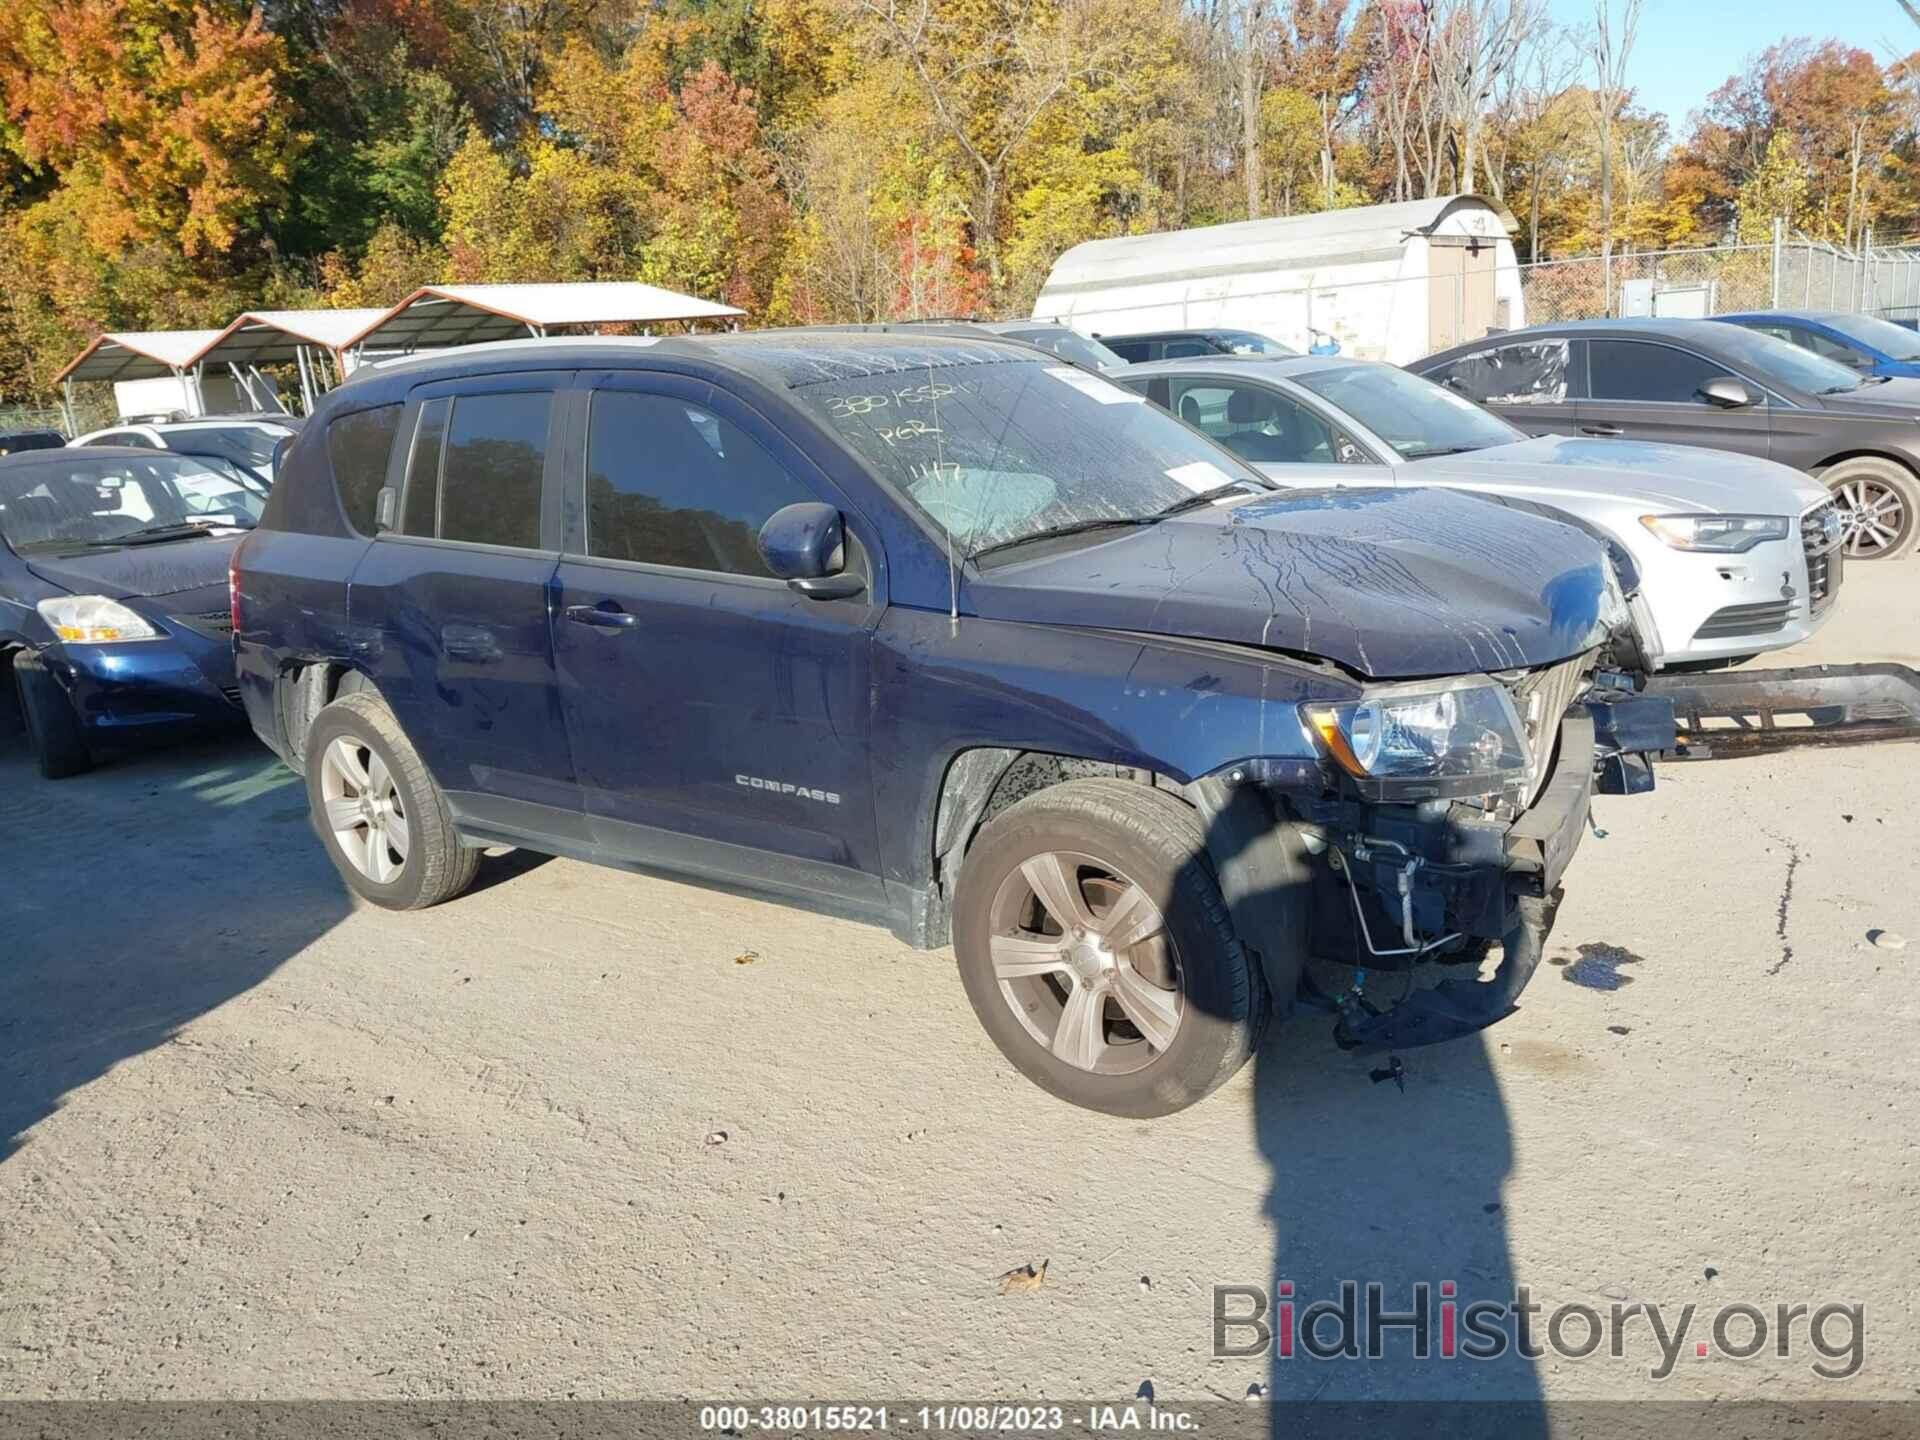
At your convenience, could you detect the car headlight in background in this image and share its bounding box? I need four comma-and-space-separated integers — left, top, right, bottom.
1639, 513, 1790, 553
1300, 677, 1531, 800
36, 595, 161, 643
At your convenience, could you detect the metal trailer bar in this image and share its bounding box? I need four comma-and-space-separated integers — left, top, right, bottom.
1643, 662, 1920, 759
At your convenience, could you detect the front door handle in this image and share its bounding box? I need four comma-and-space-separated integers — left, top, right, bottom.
1580, 424, 1624, 437
565, 603, 638, 630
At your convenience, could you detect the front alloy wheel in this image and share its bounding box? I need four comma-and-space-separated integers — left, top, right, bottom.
952, 778, 1267, 1116
989, 852, 1183, 1074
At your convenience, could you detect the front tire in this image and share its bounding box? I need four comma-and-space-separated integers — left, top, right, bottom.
304, 689, 478, 910
13, 649, 92, 779
1821, 457, 1919, 559
952, 778, 1265, 1117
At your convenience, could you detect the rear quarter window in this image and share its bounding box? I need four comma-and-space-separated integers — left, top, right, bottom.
325, 405, 403, 535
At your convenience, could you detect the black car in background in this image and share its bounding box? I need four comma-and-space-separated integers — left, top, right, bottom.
0, 430, 64, 456
1414, 317, 1920, 559
1097, 329, 1298, 363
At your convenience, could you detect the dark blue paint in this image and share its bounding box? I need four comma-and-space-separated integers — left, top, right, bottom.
757, 501, 845, 580
0, 493, 242, 746
235, 336, 1616, 942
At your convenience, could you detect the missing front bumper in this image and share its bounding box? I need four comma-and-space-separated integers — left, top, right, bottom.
1327, 712, 1600, 1054
1332, 891, 1558, 1054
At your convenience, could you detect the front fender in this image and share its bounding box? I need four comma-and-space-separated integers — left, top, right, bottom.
870, 610, 1354, 941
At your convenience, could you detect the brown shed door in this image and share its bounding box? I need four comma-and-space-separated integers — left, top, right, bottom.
1428, 239, 1498, 352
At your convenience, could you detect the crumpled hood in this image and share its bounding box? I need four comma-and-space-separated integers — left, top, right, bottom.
967, 486, 1614, 679
26, 533, 242, 602
1411, 435, 1828, 513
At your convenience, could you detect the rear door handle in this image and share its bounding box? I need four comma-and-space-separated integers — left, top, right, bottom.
1580, 424, 1624, 437
565, 603, 638, 630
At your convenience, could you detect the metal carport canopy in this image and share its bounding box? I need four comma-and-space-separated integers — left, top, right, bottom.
55, 329, 228, 384
191, 308, 391, 367
345, 282, 746, 351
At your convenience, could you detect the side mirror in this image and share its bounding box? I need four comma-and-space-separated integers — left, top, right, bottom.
757, 502, 865, 600
1698, 377, 1756, 409
374, 486, 397, 532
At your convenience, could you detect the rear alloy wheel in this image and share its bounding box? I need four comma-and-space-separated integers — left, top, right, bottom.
953, 778, 1265, 1117
303, 689, 478, 910
320, 736, 411, 885
1822, 458, 1919, 560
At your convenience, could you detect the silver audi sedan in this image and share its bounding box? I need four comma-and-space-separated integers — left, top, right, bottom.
1117, 355, 1844, 671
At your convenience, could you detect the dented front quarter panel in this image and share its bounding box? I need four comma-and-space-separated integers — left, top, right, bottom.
868, 608, 1355, 899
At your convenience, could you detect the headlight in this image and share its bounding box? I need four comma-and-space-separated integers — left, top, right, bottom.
1299, 677, 1531, 800
37, 595, 161, 643
1639, 513, 1790, 553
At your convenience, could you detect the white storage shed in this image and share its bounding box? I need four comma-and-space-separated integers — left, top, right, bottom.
1033, 195, 1523, 364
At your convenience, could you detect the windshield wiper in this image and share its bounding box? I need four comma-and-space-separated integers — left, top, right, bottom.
970, 516, 1159, 560
86, 519, 252, 547
1154, 482, 1265, 517
1405, 444, 1490, 459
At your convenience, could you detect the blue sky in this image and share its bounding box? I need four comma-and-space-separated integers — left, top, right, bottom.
1544, 0, 1917, 133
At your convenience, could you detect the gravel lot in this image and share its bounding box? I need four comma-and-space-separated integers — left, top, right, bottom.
3, 562, 1916, 1406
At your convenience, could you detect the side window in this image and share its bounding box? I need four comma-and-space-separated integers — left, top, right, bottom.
1167, 380, 1350, 465
400, 398, 449, 536
1587, 341, 1723, 404
325, 404, 403, 536
1427, 340, 1570, 405
437, 392, 550, 549
1798, 328, 1864, 365
584, 390, 818, 578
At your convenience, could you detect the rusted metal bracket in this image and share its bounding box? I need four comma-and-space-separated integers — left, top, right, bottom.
1644, 662, 1920, 759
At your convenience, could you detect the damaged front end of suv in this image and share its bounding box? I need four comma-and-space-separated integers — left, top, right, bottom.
1191, 631, 1673, 1055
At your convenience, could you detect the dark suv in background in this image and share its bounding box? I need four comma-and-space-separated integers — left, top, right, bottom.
1097, 329, 1298, 363
1415, 317, 1920, 559
233, 331, 1670, 1116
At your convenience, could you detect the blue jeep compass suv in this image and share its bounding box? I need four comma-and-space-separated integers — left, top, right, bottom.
232, 332, 1671, 1115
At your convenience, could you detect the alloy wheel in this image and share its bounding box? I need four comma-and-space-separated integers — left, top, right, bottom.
1835, 476, 1909, 558
319, 736, 411, 884
987, 851, 1183, 1074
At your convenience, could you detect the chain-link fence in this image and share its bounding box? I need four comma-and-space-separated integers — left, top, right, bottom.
1521, 232, 1920, 329
0, 404, 71, 436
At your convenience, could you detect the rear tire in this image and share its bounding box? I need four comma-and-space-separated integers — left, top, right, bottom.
952, 778, 1265, 1117
304, 689, 478, 910
1820, 457, 1919, 559
13, 649, 92, 779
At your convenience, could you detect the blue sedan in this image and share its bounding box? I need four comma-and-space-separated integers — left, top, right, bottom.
1, 447, 263, 777
1715, 310, 1920, 379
